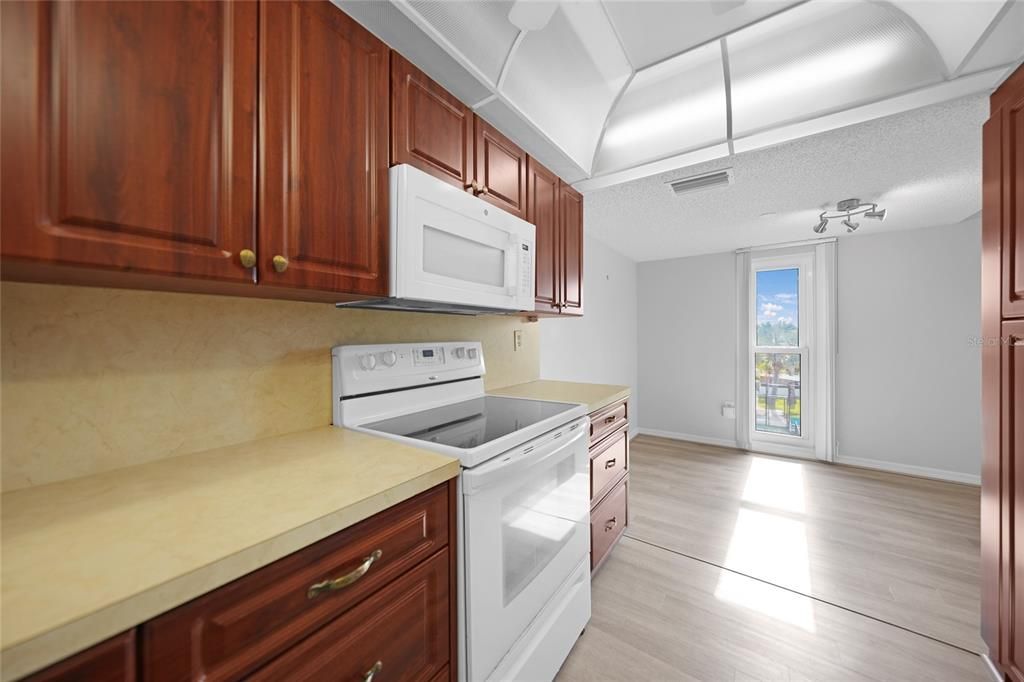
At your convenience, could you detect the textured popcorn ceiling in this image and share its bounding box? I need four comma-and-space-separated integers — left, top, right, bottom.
584, 94, 987, 261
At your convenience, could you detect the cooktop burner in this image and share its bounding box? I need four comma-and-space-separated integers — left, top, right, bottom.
362, 396, 578, 450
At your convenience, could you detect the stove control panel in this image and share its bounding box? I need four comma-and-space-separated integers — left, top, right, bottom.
332, 341, 486, 401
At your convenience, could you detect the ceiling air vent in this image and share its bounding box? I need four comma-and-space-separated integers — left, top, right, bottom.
667, 168, 733, 196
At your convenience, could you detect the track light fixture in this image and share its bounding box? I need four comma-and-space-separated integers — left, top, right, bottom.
812, 198, 886, 234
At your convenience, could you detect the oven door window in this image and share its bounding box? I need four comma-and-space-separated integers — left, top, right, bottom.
501, 454, 577, 605
462, 432, 589, 682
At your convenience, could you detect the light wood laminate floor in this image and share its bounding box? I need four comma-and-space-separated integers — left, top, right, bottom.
557, 436, 988, 682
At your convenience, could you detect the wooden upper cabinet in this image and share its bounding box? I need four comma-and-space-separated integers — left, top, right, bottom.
474, 118, 528, 220
259, 0, 389, 296
527, 159, 560, 313
559, 181, 584, 316
0, 0, 258, 282
391, 53, 474, 191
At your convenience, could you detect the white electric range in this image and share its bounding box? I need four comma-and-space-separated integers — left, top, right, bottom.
332, 341, 591, 682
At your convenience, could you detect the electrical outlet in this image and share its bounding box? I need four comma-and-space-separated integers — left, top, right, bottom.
513, 329, 522, 351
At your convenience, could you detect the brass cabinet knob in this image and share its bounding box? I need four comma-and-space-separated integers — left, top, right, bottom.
239, 249, 257, 268
272, 255, 288, 273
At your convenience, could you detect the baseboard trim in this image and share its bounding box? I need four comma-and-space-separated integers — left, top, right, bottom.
835, 455, 981, 486
637, 428, 739, 450
981, 654, 1002, 682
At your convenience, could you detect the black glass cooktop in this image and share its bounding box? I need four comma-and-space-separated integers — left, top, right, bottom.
363, 396, 577, 450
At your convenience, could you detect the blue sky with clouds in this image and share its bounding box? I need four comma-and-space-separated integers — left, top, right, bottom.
756, 268, 798, 329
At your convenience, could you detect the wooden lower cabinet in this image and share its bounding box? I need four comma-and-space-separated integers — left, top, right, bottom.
591, 476, 628, 574
23, 632, 136, 682
588, 399, 629, 573
248, 551, 450, 682
21, 481, 456, 682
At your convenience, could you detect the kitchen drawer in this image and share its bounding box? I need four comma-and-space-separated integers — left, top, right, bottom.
591, 477, 628, 573
23, 631, 136, 682
590, 426, 628, 506
589, 400, 627, 446
249, 549, 450, 682
142, 483, 450, 681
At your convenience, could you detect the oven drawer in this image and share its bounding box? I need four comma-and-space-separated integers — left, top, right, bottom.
589, 400, 627, 445
591, 476, 628, 573
142, 483, 449, 681
249, 550, 450, 682
590, 426, 628, 506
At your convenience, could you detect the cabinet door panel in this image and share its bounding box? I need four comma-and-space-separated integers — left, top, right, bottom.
1005, 94, 1024, 318
1005, 320, 1024, 682
260, 0, 388, 295
527, 158, 560, 313
474, 118, 527, 219
1, 1, 257, 281
392, 53, 473, 190
559, 182, 584, 315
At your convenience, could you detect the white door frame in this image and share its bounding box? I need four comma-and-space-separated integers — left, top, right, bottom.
740, 243, 836, 462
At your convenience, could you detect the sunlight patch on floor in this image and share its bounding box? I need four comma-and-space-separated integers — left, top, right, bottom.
715, 457, 815, 631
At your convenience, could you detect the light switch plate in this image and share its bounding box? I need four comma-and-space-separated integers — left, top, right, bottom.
513, 329, 522, 351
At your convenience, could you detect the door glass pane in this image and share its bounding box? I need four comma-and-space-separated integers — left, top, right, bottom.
501, 454, 578, 605
755, 352, 801, 436
756, 268, 798, 346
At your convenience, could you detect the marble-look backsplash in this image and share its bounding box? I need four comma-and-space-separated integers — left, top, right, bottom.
1, 282, 540, 491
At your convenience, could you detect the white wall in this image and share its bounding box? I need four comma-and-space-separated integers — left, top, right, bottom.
540, 235, 639, 436
836, 220, 981, 481
636, 221, 982, 482
636, 251, 738, 446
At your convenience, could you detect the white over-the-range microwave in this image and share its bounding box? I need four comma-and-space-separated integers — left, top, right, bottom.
338, 164, 536, 315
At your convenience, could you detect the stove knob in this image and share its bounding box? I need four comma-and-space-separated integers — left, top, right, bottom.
381, 350, 398, 367
454, 347, 466, 359
359, 353, 377, 371
468, 348, 478, 360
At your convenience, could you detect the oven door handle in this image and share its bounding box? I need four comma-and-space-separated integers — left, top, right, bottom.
461, 417, 588, 495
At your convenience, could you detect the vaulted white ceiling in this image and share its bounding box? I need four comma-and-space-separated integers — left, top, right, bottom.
340, 0, 1022, 189
585, 94, 988, 260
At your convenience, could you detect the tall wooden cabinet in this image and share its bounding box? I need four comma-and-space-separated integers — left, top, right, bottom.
982, 62, 1024, 681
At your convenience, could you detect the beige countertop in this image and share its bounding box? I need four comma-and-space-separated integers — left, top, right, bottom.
0, 427, 459, 681
489, 380, 631, 414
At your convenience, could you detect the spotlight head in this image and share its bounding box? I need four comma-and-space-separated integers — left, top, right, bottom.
865, 208, 886, 221
813, 217, 828, 234
843, 218, 859, 233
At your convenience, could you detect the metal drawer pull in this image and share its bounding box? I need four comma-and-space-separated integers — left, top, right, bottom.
603, 415, 616, 424
605, 516, 618, 531
604, 458, 617, 469
364, 661, 383, 682
307, 549, 382, 599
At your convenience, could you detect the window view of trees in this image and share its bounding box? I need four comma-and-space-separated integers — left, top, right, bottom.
754, 268, 801, 436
